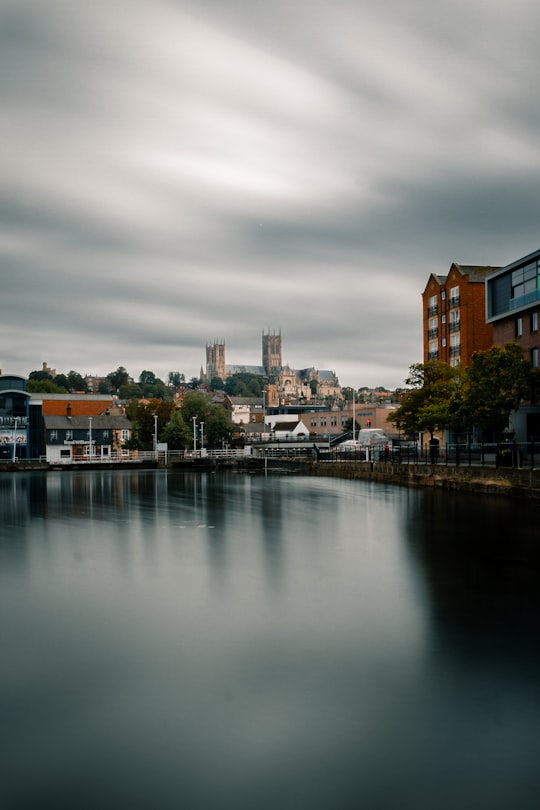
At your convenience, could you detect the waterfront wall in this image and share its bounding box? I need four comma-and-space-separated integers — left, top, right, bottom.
307, 460, 540, 500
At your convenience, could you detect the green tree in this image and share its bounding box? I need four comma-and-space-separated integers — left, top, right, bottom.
28, 369, 54, 381
160, 410, 192, 450
98, 379, 113, 394
167, 371, 185, 388
178, 392, 233, 448
26, 378, 67, 394
139, 370, 156, 386
209, 376, 224, 390
224, 373, 263, 397
119, 383, 143, 400
107, 366, 130, 393
389, 361, 463, 441
456, 344, 532, 440
67, 370, 88, 392
126, 398, 176, 448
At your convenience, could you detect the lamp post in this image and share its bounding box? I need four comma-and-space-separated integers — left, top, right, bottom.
262, 388, 266, 439
352, 390, 355, 441
153, 414, 158, 460
200, 422, 204, 452
192, 416, 197, 455
88, 416, 93, 459
12, 416, 20, 462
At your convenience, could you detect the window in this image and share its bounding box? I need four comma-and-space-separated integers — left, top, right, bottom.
442, 338, 447, 347
102, 430, 109, 439
512, 261, 538, 301
330, 416, 337, 426
441, 314, 446, 324
320, 417, 327, 427
121, 429, 129, 442
310, 417, 317, 427
441, 290, 446, 300
449, 286, 460, 306
66, 430, 73, 440
531, 311, 538, 333
516, 317, 523, 337
49, 430, 57, 441
531, 348, 539, 368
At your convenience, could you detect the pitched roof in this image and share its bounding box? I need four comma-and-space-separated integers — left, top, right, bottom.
43, 415, 132, 429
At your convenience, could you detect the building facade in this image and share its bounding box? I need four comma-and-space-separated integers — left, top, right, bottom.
0, 374, 31, 460
422, 263, 499, 367
486, 248, 540, 441
486, 248, 540, 367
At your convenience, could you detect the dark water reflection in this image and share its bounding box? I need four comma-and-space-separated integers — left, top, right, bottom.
1, 470, 539, 809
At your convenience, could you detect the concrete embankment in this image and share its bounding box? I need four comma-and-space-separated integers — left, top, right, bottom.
307, 460, 540, 500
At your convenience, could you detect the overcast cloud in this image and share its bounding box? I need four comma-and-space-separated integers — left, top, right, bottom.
2, 0, 539, 388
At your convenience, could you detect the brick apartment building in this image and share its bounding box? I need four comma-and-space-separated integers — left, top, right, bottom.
422, 263, 500, 367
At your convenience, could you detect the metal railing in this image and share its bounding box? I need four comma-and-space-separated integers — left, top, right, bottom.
320, 442, 539, 469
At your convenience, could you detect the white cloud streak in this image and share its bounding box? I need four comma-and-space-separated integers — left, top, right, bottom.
1, 0, 539, 387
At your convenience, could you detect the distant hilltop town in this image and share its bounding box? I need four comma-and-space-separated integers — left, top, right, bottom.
202, 330, 342, 405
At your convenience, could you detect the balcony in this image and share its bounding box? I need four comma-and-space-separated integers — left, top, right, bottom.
428, 305, 438, 316
449, 295, 460, 307
428, 328, 438, 339
449, 345, 461, 357
449, 321, 460, 333
508, 288, 540, 311
428, 351, 439, 360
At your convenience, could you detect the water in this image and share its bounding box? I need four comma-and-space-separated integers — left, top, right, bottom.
1, 469, 539, 810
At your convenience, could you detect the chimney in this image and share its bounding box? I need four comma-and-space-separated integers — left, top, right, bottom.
66, 402, 72, 416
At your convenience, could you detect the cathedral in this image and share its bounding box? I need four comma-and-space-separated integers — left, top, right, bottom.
203, 331, 341, 402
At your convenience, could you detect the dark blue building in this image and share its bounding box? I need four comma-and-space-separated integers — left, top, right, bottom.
0, 374, 32, 460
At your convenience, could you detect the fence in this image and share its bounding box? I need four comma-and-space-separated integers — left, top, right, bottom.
322, 442, 539, 470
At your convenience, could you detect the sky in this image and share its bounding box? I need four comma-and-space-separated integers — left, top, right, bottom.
2, 0, 540, 390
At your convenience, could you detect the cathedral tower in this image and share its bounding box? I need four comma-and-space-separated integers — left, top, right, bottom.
206, 341, 226, 381
262, 329, 282, 376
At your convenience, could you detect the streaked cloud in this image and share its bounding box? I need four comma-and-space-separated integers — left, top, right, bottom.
2, 0, 539, 387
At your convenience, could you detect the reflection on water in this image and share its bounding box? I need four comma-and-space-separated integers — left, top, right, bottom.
1, 470, 539, 809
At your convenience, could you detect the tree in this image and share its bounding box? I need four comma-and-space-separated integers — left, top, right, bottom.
107, 367, 130, 393
67, 370, 88, 392
126, 398, 176, 448
28, 369, 54, 381
160, 410, 192, 450
177, 392, 234, 448
456, 344, 532, 440
188, 376, 201, 390
139, 370, 156, 386
224, 373, 264, 397
167, 371, 185, 388
119, 383, 143, 400
209, 376, 224, 391
26, 378, 67, 394
389, 361, 464, 440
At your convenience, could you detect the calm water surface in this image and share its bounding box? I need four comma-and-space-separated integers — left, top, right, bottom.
1, 469, 539, 809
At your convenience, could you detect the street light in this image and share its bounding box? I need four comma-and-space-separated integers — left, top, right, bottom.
12, 416, 20, 462
192, 416, 197, 454
154, 414, 158, 459
200, 421, 204, 451
352, 390, 355, 441
88, 416, 93, 459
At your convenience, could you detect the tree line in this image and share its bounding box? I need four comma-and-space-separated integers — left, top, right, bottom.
390, 344, 540, 442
